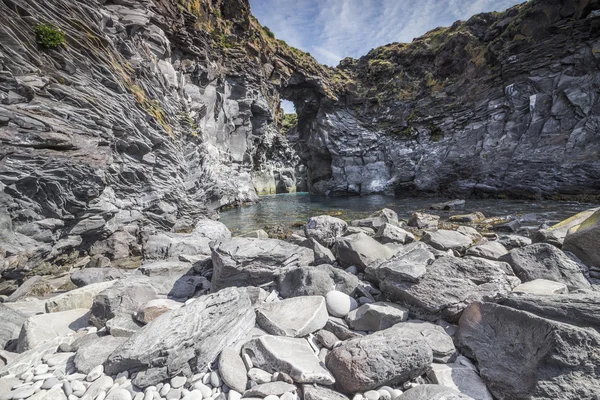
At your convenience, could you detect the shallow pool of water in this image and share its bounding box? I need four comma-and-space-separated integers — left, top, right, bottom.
220, 193, 597, 235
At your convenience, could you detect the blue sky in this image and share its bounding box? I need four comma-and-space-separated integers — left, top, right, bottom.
250, 0, 524, 113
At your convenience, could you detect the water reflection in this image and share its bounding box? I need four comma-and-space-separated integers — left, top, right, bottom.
220, 193, 597, 235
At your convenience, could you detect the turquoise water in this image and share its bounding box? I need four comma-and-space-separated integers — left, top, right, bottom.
219, 193, 597, 235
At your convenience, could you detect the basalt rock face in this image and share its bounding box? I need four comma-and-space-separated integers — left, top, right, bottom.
0, 0, 332, 281
298, 0, 600, 198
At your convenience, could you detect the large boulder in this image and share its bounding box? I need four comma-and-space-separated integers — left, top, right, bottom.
563, 209, 600, 268
0, 304, 27, 349
376, 256, 520, 321
305, 216, 348, 247
501, 291, 600, 332
326, 325, 432, 393
105, 287, 255, 387
422, 230, 473, 253
242, 335, 335, 384
391, 321, 456, 363
211, 238, 314, 291
457, 302, 600, 399
334, 233, 396, 271
17, 308, 90, 352
366, 242, 435, 283
74, 334, 127, 374
256, 296, 329, 337
277, 264, 358, 298
193, 219, 231, 241
499, 243, 590, 289
533, 208, 599, 247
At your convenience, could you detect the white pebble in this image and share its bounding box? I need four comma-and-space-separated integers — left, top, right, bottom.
160, 383, 171, 396
210, 371, 221, 388
264, 396, 279, 400
364, 391, 380, 400
86, 365, 104, 382
228, 390, 242, 400
171, 376, 187, 389
34, 364, 50, 375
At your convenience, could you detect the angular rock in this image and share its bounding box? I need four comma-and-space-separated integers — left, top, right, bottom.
334, 233, 396, 271
143, 232, 212, 261
105, 313, 144, 337
499, 243, 590, 289
277, 265, 358, 298
0, 304, 26, 349
497, 235, 532, 250
218, 347, 247, 393
242, 335, 334, 384
211, 238, 314, 291
302, 385, 349, 400
193, 219, 231, 241
457, 302, 600, 400
398, 385, 473, 400
464, 241, 508, 260
345, 302, 409, 332
366, 242, 434, 283
45, 281, 115, 313
501, 291, 600, 332
563, 209, 600, 268
350, 209, 399, 230
377, 256, 520, 321
105, 287, 255, 386
408, 212, 439, 229
74, 335, 127, 374
134, 299, 182, 324
326, 325, 433, 393
512, 279, 567, 295
533, 208, 598, 247
70, 268, 124, 287
422, 230, 473, 253
6, 276, 53, 302
311, 240, 336, 265
256, 296, 328, 337
244, 381, 296, 397
305, 216, 348, 248
17, 308, 90, 352
374, 223, 415, 245
392, 320, 456, 363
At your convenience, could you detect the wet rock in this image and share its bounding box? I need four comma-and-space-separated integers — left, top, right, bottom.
305, 216, 348, 248
105, 287, 255, 386
366, 242, 435, 283
408, 213, 439, 229
256, 296, 328, 337
464, 241, 508, 260
334, 233, 396, 271
277, 265, 359, 298
326, 325, 432, 393
457, 302, 600, 400
563, 209, 600, 268
70, 268, 124, 287
512, 279, 567, 295
422, 230, 473, 253
345, 302, 409, 331
376, 256, 520, 321
242, 335, 335, 384
374, 224, 415, 245
397, 385, 472, 400
499, 243, 590, 289
211, 238, 314, 291
45, 281, 116, 313
17, 308, 90, 352
74, 334, 127, 374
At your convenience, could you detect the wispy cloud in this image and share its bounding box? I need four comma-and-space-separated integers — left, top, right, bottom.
249, 0, 524, 66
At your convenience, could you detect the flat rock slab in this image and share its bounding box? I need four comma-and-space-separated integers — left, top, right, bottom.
512, 279, 567, 295
398, 385, 473, 400
428, 363, 492, 400
334, 233, 396, 271
45, 281, 115, 313
139, 261, 194, 277
345, 302, 408, 332
0, 304, 27, 349
422, 230, 473, 253
70, 268, 124, 287
17, 308, 90, 352
377, 256, 520, 322
244, 381, 296, 397
499, 243, 590, 289
326, 325, 433, 393
242, 335, 335, 385
302, 384, 349, 400
374, 223, 415, 245
458, 302, 600, 400
134, 299, 182, 325
257, 296, 328, 337
366, 242, 434, 283
465, 241, 508, 260
74, 334, 127, 374
105, 287, 255, 387
211, 238, 314, 291
277, 265, 358, 298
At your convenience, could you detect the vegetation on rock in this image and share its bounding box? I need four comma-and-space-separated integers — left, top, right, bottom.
34, 23, 65, 49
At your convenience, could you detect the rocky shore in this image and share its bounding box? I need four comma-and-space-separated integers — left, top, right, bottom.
1, 205, 599, 400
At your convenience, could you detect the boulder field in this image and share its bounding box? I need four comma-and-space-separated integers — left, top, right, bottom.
0, 206, 599, 400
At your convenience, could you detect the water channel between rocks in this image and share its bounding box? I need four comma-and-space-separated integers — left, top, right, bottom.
219, 193, 598, 235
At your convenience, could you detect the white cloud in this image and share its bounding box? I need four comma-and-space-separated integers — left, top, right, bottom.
249, 0, 524, 66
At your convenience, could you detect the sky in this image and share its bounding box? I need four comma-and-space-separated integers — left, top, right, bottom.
249, 0, 524, 113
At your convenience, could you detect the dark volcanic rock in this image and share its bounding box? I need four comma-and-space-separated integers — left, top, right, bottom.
458, 302, 600, 400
